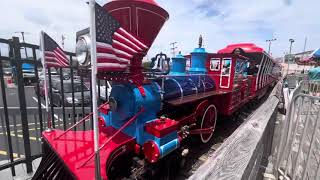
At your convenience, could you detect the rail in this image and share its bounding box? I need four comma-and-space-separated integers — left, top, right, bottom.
189, 81, 282, 180
272, 80, 320, 180
0, 36, 104, 176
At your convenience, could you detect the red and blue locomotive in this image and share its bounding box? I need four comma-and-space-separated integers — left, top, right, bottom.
33, 0, 280, 179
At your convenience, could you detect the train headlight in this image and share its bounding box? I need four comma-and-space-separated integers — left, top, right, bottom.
76, 35, 91, 66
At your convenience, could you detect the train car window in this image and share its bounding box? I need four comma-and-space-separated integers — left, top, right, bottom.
235, 59, 249, 77
186, 58, 191, 71
235, 59, 243, 74
222, 58, 232, 76
210, 58, 220, 71
248, 62, 259, 75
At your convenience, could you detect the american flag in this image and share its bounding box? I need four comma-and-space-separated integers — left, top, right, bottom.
42, 32, 69, 68
95, 3, 148, 71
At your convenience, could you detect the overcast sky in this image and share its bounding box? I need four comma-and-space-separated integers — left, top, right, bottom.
0, 0, 319, 58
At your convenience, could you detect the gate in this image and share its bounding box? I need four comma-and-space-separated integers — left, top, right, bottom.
274, 80, 320, 179
0, 37, 107, 176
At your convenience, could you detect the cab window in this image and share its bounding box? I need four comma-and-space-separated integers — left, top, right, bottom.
222, 58, 231, 76
210, 58, 220, 71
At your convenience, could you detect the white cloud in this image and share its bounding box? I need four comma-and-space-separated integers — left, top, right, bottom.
0, 0, 319, 59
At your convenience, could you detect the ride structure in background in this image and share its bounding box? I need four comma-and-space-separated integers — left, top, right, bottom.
32, 0, 281, 179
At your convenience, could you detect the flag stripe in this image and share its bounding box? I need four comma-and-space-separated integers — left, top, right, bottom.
118, 28, 148, 49
112, 40, 137, 54
97, 53, 130, 63
95, 3, 148, 72
45, 51, 67, 65
97, 42, 133, 59
43, 33, 69, 68
114, 32, 143, 52
97, 63, 128, 68
53, 50, 69, 67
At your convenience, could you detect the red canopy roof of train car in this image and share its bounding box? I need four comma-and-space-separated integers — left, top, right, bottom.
218, 43, 265, 54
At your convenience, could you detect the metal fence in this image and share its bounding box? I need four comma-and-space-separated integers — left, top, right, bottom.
0, 37, 106, 176
274, 80, 320, 180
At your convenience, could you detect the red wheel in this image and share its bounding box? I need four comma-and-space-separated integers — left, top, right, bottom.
200, 104, 217, 143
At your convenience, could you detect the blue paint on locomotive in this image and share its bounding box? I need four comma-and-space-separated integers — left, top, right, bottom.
189, 47, 208, 74
143, 131, 180, 158
98, 46, 216, 160
170, 53, 187, 75
100, 82, 179, 158
102, 82, 160, 144
155, 75, 216, 100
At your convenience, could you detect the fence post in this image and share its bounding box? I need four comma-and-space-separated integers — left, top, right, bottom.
0, 54, 16, 176
11, 37, 33, 173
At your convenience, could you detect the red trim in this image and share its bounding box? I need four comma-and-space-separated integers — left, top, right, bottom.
218, 43, 264, 54
100, 104, 110, 115
42, 127, 136, 180
79, 108, 144, 168
189, 127, 214, 135
143, 141, 160, 163
137, 86, 146, 97
145, 118, 178, 138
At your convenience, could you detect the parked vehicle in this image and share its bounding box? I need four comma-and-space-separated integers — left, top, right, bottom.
3, 67, 12, 76
97, 81, 112, 101
38, 69, 60, 81
50, 80, 91, 107
22, 63, 36, 85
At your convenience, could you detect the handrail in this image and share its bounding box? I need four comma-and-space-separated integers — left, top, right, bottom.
54, 102, 109, 140
77, 108, 144, 169
274, 79, 320, 179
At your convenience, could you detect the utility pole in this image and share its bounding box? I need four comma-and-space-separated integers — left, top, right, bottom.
287, 38, 295, 75
61, 35, 66, 49
170, 42, 177, 58
266, 38, 277, 54
302, 37, 307, 72
15, 31, 30, 59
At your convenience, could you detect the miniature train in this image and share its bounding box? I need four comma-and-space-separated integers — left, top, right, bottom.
32, 0, 281, 179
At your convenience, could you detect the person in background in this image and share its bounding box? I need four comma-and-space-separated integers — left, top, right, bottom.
308, 62, 320, 96
247, 62, 259, 75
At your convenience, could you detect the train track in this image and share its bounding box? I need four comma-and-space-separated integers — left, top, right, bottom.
175, 93, 271, 179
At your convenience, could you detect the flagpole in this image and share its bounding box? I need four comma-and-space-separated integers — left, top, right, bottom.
40, 31, 52, 131
89, 0, 101, 179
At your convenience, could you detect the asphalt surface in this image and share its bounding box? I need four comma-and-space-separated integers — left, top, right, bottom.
0, 85, 43, 161
0, 83, 94, 163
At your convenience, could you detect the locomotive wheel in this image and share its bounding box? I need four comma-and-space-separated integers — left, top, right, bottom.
107, 152, 133, 180
199, 104, 217, 143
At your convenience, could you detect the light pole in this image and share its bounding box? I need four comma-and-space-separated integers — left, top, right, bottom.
61, 35, 66, 49
170, 42, 177, 58
287, 38, 295, 75
15, 31, 30, 59
266, 38, 277, 54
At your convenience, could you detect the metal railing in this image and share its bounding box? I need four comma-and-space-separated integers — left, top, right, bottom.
274, 80, 320, 180
0, 36, 107, 176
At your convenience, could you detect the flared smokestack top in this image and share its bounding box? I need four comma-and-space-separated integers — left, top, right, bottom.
103, 0, 169, 48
